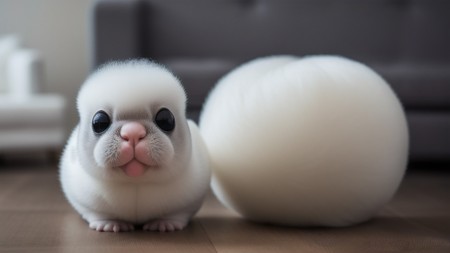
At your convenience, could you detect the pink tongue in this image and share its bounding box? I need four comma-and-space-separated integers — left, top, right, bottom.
122, 160, 146, 177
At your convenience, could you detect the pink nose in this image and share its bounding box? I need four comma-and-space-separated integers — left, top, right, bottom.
120, 122, 147, 145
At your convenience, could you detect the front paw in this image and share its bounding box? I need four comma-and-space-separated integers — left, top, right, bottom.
143, 219, 188, 232
89, 220, 134, 232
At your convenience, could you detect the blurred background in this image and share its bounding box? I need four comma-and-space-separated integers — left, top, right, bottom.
0, 0, 449, 165
0, 0, 91, 162
0, 0, 91, 129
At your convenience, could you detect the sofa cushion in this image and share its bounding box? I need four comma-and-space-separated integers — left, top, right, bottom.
407, 112, 450, 161
0, 128, 65, 150
371, 64, 450, 110
0, 95, 65, 128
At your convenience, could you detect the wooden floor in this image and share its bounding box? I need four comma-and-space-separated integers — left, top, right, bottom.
0, 164, 449, 253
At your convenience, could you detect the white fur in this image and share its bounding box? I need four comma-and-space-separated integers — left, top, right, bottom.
199, 55, 409, 227
60, 60, 210, 232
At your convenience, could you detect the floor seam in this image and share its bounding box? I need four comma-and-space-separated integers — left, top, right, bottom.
198, 219, 219, 253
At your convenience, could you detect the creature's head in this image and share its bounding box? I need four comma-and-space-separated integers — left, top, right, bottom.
76, 60, 191, 183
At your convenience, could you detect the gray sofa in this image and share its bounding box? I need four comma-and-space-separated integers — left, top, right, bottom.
91, 0, 450, 164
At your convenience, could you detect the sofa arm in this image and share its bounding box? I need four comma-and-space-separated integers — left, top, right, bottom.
6, 49, 44, 100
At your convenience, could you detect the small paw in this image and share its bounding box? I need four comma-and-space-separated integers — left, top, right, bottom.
89, 220, 134, 232
143, 219, 187, 232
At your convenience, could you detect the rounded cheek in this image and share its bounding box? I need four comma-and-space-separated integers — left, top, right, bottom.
93, 135, 120, 168
148, 134, 175, 165
76, 127, 94, 168
93, 140, 107, 167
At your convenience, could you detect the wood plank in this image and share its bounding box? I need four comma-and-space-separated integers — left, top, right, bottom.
0, 166, 449, 252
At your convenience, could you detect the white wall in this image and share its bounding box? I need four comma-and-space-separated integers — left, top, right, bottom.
0, 0, 93, 136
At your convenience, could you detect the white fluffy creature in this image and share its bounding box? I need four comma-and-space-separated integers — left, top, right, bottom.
60, 60, 210, 232
199, 55, 409, 227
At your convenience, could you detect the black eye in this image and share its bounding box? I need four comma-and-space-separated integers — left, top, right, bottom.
155, 108, 175, 132
92, 110, 111, 134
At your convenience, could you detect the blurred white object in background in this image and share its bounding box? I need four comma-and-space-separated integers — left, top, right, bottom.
0, 34, 66, 155
0, 35, 21, 93
6, 49, 44, 100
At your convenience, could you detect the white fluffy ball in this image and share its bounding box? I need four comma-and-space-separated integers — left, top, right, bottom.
199, 55, 409, 227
